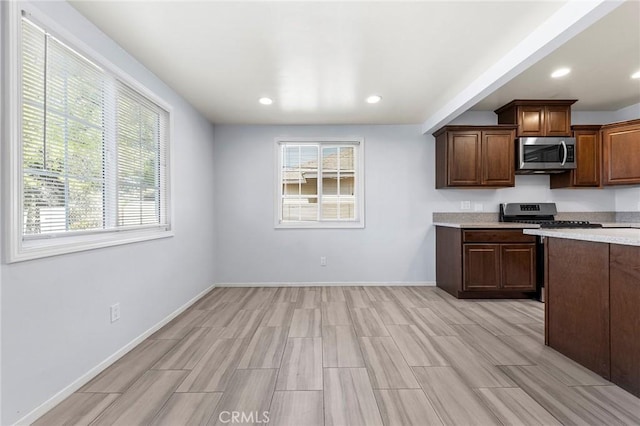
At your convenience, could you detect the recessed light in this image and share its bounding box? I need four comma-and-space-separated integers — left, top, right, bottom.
632, 71, 640, 79
259, 97, 273, 105
551, 68, 571, 78
366, 95, 382, 104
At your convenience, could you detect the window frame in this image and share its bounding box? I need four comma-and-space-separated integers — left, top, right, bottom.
4, 2, 174, 263
274, 137, 365, 229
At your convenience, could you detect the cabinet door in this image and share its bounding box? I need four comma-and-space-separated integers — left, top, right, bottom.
573, 130, 601, 186
610, 244, 640, 397
602, 121, 640, 185
501, 244, 536, 290
545, 106, 571, 136
481, 130, 515, 186
447, 131, 481, 186
518, 106, 545, 136
463, 244, 500, 290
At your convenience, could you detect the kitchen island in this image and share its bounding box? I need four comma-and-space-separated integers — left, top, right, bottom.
523, 228, 640, 398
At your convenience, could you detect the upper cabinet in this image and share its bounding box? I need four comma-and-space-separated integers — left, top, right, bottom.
434, 125, 516, 188
602, 119, 640, 185
494, 100, 577, 137
550, 125, 602, 188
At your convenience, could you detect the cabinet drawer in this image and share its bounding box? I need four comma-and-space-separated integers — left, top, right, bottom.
463, 230, 536, 243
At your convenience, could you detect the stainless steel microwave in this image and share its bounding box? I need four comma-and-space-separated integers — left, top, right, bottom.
517, 137, 576, 173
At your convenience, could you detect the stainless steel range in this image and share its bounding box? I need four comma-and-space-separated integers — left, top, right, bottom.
499, 202, 603, 228
499, 202, 602, 302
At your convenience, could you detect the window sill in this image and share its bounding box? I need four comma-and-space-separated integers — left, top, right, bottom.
275, 221, 365, 230
8, 227, 174, 263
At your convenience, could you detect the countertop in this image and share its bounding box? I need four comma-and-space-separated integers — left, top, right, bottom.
433, 222, 540, 229
523, 228, 640, 247
433, 222, 640, 230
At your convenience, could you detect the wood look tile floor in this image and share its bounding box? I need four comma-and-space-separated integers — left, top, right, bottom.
35, 286, 640, 426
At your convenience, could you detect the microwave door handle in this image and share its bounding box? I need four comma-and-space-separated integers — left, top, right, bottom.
560, 140, 567, 166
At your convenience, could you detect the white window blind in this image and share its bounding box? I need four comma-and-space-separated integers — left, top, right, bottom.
20, 16, 169, 240
115, 83, 168, 228
276, 139, 364, 228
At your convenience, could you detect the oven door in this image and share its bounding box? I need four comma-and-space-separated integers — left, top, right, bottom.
517, 137, 576, 171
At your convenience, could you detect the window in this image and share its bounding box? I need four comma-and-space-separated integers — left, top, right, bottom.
6, 9, 172, 262
276, 138, 364, 228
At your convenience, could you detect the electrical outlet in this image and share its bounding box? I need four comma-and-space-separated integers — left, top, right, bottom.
474, 203, 484, 212
460, 201, 471, 211
320, 256, 327, 266
110, 303, 121, 323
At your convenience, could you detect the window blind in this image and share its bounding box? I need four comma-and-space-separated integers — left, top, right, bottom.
21, 16, 169, 239
114, 82, 168, 228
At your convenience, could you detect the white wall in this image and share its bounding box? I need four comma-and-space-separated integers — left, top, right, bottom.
615, 187, 640, 211
0, 2, 216, 424
213, 124, 615, 285
213, 125, 433, 285
612, 103, 640, 122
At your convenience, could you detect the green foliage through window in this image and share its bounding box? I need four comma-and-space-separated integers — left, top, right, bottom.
21, 17, 169, 237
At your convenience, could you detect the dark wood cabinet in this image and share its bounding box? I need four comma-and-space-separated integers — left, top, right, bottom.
546, 238, 640, 396
550, 125, 602, 188
547, 238, 611, 379
464, 244, 500, 290
447, 131, 481, 186
501, 244, 536, 290
434, 125, 516, 188
482, 130, 516, 186
610, 244, 640, 397
601, 119, 640, 185
518, 105, 545, 136
546, 105, 573, 137
495, 100, 576, 137
436, 226, 536, 298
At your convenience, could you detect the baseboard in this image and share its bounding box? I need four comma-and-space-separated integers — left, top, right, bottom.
14, 284, 216, 426
216, 281, 436, 287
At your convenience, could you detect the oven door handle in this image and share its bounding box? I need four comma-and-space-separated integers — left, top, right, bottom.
560, 140, 568, 166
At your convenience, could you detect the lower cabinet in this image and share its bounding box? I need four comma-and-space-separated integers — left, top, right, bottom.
546, 238, 640, 397
436, 226, 536, 298
464, 244, 501, 290
547, 238, 611, 379
610, 244, 640, 397
501, 244, 537, 290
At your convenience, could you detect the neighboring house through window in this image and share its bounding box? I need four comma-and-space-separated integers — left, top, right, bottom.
276, 138, 364, 228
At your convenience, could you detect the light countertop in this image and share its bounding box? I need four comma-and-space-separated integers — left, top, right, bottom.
523, 228, 640, 247
599, 223, 640, 228
434, 222, 639, 230
433, 222, 540, 229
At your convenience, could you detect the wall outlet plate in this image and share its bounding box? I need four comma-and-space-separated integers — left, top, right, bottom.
320, 256, 327, 266
474, 203, 484, 212
110, 303, 121, 323
461, 201, 471, 211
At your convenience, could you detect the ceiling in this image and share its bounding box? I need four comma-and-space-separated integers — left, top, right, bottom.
473, 0, 640, 112
68, 1, 639, 125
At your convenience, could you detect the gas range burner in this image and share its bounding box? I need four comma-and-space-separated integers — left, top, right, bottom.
499, 203, 603, 229
513, 220, 603, 229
